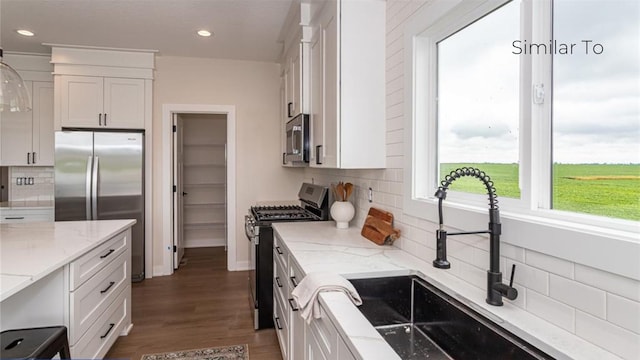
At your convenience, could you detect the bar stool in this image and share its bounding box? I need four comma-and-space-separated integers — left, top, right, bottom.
0, 326, 71, 360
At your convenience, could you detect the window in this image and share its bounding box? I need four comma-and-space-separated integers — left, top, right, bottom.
406, 0, 639, 227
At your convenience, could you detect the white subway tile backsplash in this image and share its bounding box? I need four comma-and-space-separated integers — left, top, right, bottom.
526, 250, 574, 278
506, 259, 549, 295
607, 293, 640, 334
549, 274, 606, 319
575, 264, 640, 302
450, 259, 485, 290
501, 242, 525, 262
527, 290, 575, 332
576, 311, 640, 360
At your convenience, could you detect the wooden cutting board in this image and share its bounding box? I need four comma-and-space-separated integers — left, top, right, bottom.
361, 207, 401, 245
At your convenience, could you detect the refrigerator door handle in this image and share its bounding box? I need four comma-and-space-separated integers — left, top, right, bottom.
92, 156, 99, 219
85, 155, 94, 219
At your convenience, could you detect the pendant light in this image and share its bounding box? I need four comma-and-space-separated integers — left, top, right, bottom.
0, 48, 32, 112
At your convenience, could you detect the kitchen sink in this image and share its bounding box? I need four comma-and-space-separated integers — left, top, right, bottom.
349, 276, 554, 360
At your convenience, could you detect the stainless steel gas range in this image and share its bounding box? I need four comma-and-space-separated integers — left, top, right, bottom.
245, 183, 329, 329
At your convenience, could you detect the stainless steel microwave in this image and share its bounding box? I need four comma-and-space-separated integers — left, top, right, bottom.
284, 114, 310, 164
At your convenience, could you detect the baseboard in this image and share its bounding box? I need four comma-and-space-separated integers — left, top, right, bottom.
233, 260, 251, 271
120, 323, 134, 336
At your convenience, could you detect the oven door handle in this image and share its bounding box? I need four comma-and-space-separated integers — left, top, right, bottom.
245, 215, 257, 242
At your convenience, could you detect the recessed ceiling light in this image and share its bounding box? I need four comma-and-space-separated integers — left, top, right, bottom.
16, 29, 35, 37
197, 30, 212, 37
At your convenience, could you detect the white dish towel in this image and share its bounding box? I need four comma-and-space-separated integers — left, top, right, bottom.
291, 272, 362, 323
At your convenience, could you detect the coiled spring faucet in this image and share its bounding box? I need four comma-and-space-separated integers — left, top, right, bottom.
433, 167, 517, 306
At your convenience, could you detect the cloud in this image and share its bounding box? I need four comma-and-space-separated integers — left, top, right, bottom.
450, 121, 512, 139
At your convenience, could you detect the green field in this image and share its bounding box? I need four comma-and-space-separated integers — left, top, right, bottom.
440, 163, 640, 221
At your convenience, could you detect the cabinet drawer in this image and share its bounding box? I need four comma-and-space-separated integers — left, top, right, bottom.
274, 292, 288, 360
71, 287, 128, 359
273, 255, 288, 307
308, 304, 337, 359
69, 251, 128, 345
69, 230, 128, 290
274, 235, 289, 269
0, 208, 54, 223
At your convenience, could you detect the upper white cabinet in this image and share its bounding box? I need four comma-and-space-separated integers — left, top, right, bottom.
58, 75, 145, 129
0, 54, 55, 166
309, 0, 386, 169
50, 45, 154, 131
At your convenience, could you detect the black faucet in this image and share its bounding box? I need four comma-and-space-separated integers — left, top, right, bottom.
433, 167, 517, 306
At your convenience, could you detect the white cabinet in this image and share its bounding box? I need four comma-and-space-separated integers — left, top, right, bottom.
0, 81, 54, 166
0, 227, 132, 359
309, 0, 386, 169
0, 207, 54, 223
58, 75, 145, 129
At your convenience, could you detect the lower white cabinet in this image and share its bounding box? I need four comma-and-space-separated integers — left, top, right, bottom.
0, 228, 132, 359
274, 235, 356, 360
0, 208, 54, 223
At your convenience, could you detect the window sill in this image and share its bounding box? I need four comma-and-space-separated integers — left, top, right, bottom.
405, 197, 640, 281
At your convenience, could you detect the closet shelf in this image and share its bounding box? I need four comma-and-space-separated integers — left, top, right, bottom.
184, 163, 226, 168
183, 183, 225, 188
184, 222, 226, 230
184, 143, 226, 148
184, 203, 225, 208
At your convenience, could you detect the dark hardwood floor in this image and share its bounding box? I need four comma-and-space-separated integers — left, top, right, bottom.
106, 247, 282, 360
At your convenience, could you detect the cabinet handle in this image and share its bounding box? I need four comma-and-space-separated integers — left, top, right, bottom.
274, 317, 282, 330
5, 217, 25, 220
275, 246, 283, 255
287, 102, 293, 118
288, 298, 299, 311
100, 323, 115, 339
99, 113, 102, 126
32, 152, 36, 164
315, 145, 323, 165
290, 276, 298, 287
104, 113, 108, 126
27, 152, 31, 165
282, 153, 286, 165
100, 281, 115, 294
275, 276, 283, 288
100, 249, 115, 259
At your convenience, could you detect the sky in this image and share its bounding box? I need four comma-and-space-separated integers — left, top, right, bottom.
437, 0, 639, 165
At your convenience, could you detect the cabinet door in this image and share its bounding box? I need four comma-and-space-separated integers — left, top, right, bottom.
103, 78, 145, 129
307, 329, 329, 360
311, 4, 339, 168
309, 29, 323, 166
32, 82, 55, 166
60, 75, 104, 128
0, 81, 33, 166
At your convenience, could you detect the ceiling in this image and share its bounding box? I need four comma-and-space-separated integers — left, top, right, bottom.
1, 0, 295, 62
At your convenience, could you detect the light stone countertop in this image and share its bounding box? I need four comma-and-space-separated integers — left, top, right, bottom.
0, 200, 55, 209
0, 219, 136, 301
273, 221, 621, 360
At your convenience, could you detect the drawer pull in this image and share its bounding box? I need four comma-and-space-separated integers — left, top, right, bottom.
100, 281, 115, 294
290, 276, 298, 287
275, 246, 283, 255
275, 276, 283, 288
100, 323, 115, 339
288, 298, 299, 311
4, 217, 25, 220
100, 249, 115, 259
275, 317, 282, 330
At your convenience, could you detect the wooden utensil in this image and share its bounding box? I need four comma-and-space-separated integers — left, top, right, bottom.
336, 182, 345, 201
344, 183, 353, 201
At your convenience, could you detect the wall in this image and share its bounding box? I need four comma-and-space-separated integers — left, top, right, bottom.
152, 56, 305, 272
304, 1, 639, 359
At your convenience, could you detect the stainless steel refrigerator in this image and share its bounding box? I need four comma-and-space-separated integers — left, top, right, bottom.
55, 130, 145, 282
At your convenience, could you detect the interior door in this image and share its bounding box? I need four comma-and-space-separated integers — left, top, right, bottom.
173, 114, 185, 269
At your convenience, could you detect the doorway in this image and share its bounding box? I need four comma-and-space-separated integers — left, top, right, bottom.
173, 114, 228, 269
162, 104, 236, 275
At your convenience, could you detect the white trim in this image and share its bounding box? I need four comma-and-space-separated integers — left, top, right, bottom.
162, 104, 237, 276
234, 261, 251, 271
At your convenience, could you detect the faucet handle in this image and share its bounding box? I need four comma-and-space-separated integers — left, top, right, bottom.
509, 264, 516, 288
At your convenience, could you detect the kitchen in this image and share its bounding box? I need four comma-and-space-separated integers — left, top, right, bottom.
1, 1, 639, 360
